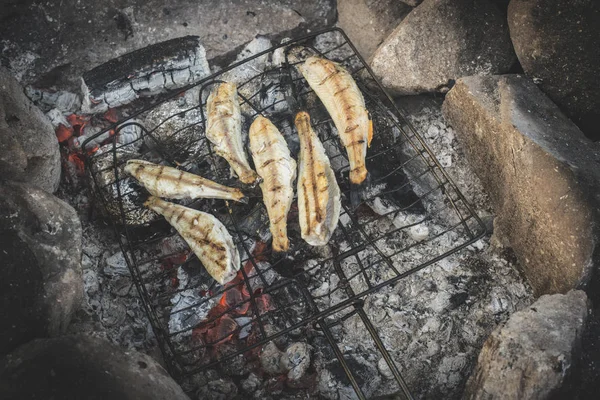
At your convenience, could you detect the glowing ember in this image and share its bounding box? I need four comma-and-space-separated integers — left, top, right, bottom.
255, 291, 275, 315
204, 315, 238, 345
67, 153, 86, 176
219, 287, 250, 316
103, 108, 119, 123
56, 124, 74, 143
189, 241, 273, 351
67, 113, 89, 131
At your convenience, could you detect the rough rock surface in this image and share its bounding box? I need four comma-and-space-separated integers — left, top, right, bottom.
464, 290, 590, 399
0, 0, 336, 91
442, 74, 600, 296
0, 335, 189, 400
399, 0, 423, 7
370, 0, 516, 95
0, 67, 60, 193
337, 0, 411, 59
0, 181, 83, 355
507, 0, 600, 140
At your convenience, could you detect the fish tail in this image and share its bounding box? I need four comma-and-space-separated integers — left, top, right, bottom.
272, 235, 290, 253
349, 172, 370, 208
350, 165, 368, 185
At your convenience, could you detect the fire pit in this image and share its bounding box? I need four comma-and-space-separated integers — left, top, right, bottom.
83, 28, 486, 399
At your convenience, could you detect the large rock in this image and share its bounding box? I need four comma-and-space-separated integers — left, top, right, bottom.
0, 335, 189, 400
464, 290, 590, 399
0, 67, 60, 193
0, 181, 83, 355
0, 0, 336, 91
507, 0, 600, 140
442, 74, 600, 296
338, 0, 411, 59
370, 0, 516, 95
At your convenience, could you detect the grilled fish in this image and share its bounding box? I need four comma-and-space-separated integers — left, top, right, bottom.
295, 111, 341, 246
125, 159, 246, 202
249, 116, 296, 252
206, 82, 260, 185
145, 197, 240, 284
298, 56, 372, 184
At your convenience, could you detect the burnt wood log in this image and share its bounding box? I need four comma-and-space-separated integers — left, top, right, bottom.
81, 35, 210, 113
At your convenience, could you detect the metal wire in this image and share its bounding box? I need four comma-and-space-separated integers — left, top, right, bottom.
84, 27, 486, 398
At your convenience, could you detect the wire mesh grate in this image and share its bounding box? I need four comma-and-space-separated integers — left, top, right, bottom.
84, 28, 485, 396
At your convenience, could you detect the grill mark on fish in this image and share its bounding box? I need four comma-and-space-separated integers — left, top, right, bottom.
144, 197, 239, 284
175, 210, 185, 223
319, 70, 340, 86
298, 113, 322, 224
295, 111, 341, 245
125, 160, 245, 202
261, 159, 276, 168
206, 82, 259, 185
249, 115, 296, 252
298, 56, 371, 184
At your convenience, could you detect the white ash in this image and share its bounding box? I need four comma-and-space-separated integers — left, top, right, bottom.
401, 96, 491, 214
65, 217, 158, 354
169, 268, 216, 335
46, 108, 69, 129
260, 342, 287, 375
115, 119, 145, 150
104, 251, 130, 276
220, 37, 290, 117
26, 86, 81, 113
142, 93, 206, 163
313, 30, 363, 71
236, 317, 253, 340
221, 36, 273, 91
281, 343, 312, 381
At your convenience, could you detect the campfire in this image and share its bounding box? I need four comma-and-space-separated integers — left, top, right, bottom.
9, 1, 596, 398
60, 28, 494, 399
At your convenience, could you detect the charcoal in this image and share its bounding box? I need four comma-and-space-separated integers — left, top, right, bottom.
88, 145, 158, 226
260, 342, 286, 375
81, 36, 210, 113
281, 342, 312, 381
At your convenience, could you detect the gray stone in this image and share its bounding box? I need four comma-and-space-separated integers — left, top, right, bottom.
442, 74, 600, 296
398, 0, 423, 7
0, 67, 60, 193
507, 0, 600, 140
370, 0, 516, 95
0, 181, 83, 355
337, 0, 411, 59
0, 0, 336, 91
464, 290, 590, 400
0, 335, 189, 400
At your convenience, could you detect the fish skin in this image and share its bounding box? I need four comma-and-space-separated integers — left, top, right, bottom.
298, 56, 372, 184
249, 115, 297, 252
295, 111, 341, 246
124, 159, 246, 202
206, 82, 260, 185
144, 196, 240, 284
